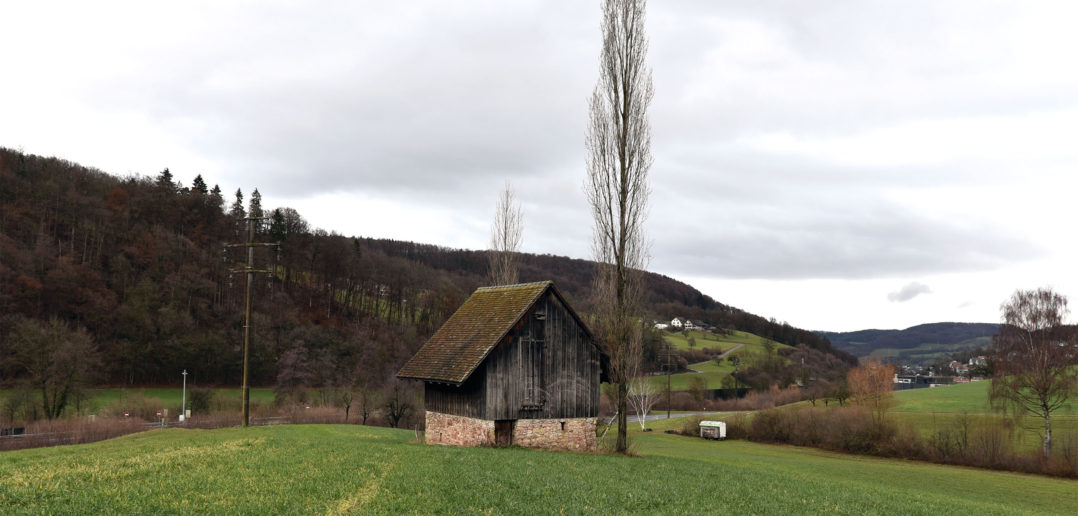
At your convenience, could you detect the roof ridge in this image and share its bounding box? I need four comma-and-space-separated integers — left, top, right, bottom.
475, 280, 553, 291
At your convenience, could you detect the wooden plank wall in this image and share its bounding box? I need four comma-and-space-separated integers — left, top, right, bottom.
424, 367, 485, 419
482, 292, 601, 420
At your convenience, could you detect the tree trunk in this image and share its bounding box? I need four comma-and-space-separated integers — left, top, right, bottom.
616, 380, 628, 452
1043, 409, 1052, 459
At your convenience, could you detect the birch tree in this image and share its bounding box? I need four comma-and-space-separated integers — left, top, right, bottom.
488, 183, 523, 286
628, 377, 660, 430
585, 0, 653, 453
990, 287, 1078, 459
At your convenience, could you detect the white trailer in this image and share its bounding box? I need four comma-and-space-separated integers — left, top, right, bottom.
699, 420, 726, 440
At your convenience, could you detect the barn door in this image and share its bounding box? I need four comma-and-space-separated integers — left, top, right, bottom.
495, 420, 514, 446
517, 329, 543, 409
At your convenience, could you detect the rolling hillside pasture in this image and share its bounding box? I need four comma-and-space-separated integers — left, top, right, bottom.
663, 329, 789, 353
649, 370, 727, 391
650, 330, 790, 391
648, 359, 738, 391
2, 424, 1077, 514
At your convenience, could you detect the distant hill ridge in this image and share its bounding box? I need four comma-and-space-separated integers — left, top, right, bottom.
818, 322, 998, 360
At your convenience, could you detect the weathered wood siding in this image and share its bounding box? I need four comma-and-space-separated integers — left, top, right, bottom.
424, 368, 485, 419
481, 292, 600, 420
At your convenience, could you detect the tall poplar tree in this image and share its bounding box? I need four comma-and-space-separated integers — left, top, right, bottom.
584, 0, 653, 453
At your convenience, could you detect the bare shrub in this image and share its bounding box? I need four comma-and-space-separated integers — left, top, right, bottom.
724, 413, 749, 440
675, 416, 705, 437
735, 405, 1076, 479
1050, 434, 1078, 477
969, 420, 1013, 469
0, 417, 147, 451
187, 388, 214, 414
99, 393, 165, 420
686, 376, 708, 402
283, 405, 343, 425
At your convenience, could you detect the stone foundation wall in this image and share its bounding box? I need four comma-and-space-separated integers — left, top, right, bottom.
513, 417, 596, 452
425, 411, 494, 447
424, 412, 597, 451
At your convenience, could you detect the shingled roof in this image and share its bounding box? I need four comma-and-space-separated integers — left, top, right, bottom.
397, 281, 585, 385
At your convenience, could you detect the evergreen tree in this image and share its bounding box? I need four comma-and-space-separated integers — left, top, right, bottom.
249, 188, 264, 219
192, 174, 208, 194
230, 188, 246, 219
249, 188, 264, 233
155, 168, 174, 190
210, 184, 224, 210
269, 208, 286, 242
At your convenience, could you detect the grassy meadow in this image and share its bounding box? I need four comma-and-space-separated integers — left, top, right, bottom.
888, 381, 1078, 454
1, 387, 277, 419
662, 329, 788, 353
2, 421, 1077, 515
650, 329, 789, 390
646, 358, 736, 391
86, 387, 276, 412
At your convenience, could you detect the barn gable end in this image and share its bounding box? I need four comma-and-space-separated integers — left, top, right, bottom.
397, 281, 603, 451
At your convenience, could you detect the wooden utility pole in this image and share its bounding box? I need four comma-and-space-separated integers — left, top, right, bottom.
227, 216, 278, 427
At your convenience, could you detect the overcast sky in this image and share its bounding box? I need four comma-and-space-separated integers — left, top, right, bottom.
4, 1, 1077, 332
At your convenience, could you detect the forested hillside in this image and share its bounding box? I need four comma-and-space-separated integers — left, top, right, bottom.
818, 322, 998, 364
0, 148, 851, 398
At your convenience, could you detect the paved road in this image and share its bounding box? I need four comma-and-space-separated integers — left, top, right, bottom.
624, 411, 732, 423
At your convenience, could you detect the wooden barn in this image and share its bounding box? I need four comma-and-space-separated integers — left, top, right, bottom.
397, 281, 606, 451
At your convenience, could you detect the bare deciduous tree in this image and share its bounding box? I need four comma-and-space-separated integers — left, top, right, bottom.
585, 0, 653, 454
990, 287, 1078, 458
10, 317, 101, 420
627, 377, 660, 430
384, 379, 413, 428
847, 359, 895, 427
488, 183, 523, 286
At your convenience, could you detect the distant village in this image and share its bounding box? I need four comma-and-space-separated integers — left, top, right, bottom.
892, 355, 989, 390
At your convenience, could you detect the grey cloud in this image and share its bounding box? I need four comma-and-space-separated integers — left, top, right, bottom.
649, 173, 1038, 280
7, 1, 1069, 288
888, 282, 932, 302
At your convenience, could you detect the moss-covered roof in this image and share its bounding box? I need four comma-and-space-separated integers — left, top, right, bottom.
397, 281, 560, 384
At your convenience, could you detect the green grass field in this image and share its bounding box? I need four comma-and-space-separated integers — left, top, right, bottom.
662, 329, 789, 353
650, 329, 788, 391
649, 370, 728, 391
86, 387, 276, 409
2, 423, 1076, 514
889, 381, 1078, 453
892, 381, 1078, 416
1, 388, 277, 418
